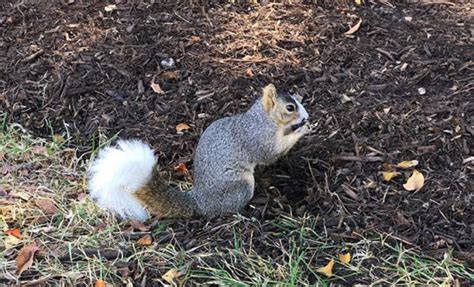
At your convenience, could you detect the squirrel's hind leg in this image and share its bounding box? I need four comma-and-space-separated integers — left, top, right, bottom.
196, 177, 255, 218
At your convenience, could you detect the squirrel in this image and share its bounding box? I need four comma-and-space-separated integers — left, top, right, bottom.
88, 84, 310, 222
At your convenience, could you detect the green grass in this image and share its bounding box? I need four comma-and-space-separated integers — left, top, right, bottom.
0, 121, 472, 285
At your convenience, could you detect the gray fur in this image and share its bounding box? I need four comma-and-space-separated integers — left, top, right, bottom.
189, 97, 308, 217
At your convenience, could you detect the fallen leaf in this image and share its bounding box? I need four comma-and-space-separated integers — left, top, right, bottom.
161, 71, 179, 79
174, 163, 193, 182
190, 35, 201, 42
16, 244, 39, 276
383, 107, 391, 114
162, 268, 183, 284
150, 81, 165, 94
365, 179, 377, 188
4, 235, 22, 250
104, 4, 117, 12
53, 134, 65, 144
95, 279, 106, 287
338, 253, 351, 264
245, 68, 254, 77
403, 169, 425, 191
316, 259, 334, 278
5, 228, 23, 239
382, 171, 400, 181
396, 160, 419, 169
176, 123, 191, 133
355, 0, 361, 5
344, 19, 362, 35
137, 234, 152, 246
174, 163, 189, 174
35, 198, 59, 215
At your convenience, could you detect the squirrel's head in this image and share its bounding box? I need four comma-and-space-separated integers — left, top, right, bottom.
262, 84, 309, 135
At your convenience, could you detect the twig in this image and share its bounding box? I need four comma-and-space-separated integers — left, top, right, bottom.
333, 155, 384, 162
21, 49, 44, 63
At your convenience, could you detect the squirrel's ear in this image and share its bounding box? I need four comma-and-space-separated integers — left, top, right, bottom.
262, 84, 277, 112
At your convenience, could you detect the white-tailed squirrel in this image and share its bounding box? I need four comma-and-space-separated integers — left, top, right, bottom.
88, 84, 310, 221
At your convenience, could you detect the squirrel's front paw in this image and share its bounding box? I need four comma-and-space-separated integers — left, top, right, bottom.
297, 122, 312, 135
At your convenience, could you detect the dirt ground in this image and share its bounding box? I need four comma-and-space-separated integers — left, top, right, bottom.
1, 0, 473, 284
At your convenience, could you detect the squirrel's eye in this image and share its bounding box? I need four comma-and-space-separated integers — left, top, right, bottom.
286, 104, 295, 112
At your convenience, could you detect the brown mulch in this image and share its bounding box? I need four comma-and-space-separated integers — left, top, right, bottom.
1, 0, 473, 272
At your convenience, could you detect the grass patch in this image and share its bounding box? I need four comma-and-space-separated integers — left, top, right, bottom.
0, 123, 472, 285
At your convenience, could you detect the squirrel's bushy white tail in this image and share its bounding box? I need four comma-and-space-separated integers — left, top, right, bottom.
88, 139, 156, 221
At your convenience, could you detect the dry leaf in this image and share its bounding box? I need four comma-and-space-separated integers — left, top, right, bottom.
245, 68, 254, 77
35, 198, 59, 215
396, 160, 419, 169
53, 134, 65, 144
5, 228, 23, 239
5, 235, 22, 250
338, 253, 351, 264
150, 81, 165, 94
355, 0, 361, 5
316, 259, 334, 278
344, 19, 362, 35
174, 163, 189, 174
403, 169, 424, 191
365, 179, 377, 188
162, 268, 183, 284
175, 123, 191, 133
137, 234, 152, 246
190, 35, 201, 42
382, 171, 400, 181
95, 279, 106, 287
174, 163, 193, 182
161, 71, 179, 79
16, 244, 39, 276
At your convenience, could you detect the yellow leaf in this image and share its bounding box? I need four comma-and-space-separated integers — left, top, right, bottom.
365, 179, 377, 188
316, 259, 334, 278
176, 123, 191, 133
162, 268, 183, 284
382, 171, 400, 181
4, 234, 22, 250
396, 160, 419, 169
338, 253, 351, 264
344, 19, 362, 35
403, 170, 425, 191
355, 0, 361, 5
53, 134, 65, 144
150, 81, 165, 94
